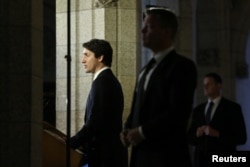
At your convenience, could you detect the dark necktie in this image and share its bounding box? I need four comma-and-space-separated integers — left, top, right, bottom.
132, 58, 156, 127
138, 58, 156, 95
85, 83, 94, 122
205, 101, 214, 124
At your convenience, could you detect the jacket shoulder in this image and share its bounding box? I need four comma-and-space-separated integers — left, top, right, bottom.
220, 97, 241, 109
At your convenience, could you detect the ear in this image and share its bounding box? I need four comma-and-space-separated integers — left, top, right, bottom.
97, 55, 104, 63
217, 83, 222, 90
164, 28, 174, 39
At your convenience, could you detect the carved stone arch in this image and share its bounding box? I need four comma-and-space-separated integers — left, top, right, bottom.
94, 0, 118, 8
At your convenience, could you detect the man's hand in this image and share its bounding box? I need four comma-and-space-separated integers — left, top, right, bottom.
204, 125, 220, 137
127, 128, 144, 146
196, 125, 220, 138
196, 126, 205, 137
120, 129, 131, 147
120, 127, 145, 147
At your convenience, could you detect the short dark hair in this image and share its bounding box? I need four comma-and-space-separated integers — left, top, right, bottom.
143, 5, 178, 38
82, 39, 113, 67
204, 72, 222, 84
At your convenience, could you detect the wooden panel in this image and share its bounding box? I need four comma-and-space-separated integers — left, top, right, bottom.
43, 122, 84, 167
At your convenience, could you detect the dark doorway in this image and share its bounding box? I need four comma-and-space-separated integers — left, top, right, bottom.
43, 0, 56, 127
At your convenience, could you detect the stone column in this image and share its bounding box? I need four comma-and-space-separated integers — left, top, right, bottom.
56, 0, 137, 134
0, 0, 43, 167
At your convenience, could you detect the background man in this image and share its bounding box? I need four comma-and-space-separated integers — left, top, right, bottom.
188, 72, 247, 167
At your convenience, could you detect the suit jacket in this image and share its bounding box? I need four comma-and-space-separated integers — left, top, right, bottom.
188, 97, 247, 152
70, 69, 127, 167
125, 50, 197, 167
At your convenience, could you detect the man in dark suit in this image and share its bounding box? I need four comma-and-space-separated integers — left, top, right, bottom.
120, 5, 197, 167
69, 39, 128, 167
187, 72, 247, 167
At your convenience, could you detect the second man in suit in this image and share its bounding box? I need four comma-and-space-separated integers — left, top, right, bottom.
120, 5, 197, 167
187, 72, 247, 167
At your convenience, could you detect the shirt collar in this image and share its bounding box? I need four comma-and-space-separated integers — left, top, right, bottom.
93, 66, 109, 80
154, 46, 174, 64
208, 96, 222, 105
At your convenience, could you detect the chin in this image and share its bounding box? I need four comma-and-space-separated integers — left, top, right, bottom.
85, 70, 90, 73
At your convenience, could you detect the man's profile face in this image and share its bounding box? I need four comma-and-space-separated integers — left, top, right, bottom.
81, 48, 102, 74
141, 14, 167, 51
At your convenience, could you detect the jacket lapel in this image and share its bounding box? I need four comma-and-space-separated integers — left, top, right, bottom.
210, 98, 224, 123
144, 50, 176, 97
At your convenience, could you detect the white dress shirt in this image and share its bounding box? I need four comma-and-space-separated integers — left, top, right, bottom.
93, 66, 110, 81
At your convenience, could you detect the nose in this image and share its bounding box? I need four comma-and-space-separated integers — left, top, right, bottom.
81, 56, 85, 64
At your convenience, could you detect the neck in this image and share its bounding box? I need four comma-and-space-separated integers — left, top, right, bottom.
94, 64, 107, 74
208, 95, 220, 101
153, 46, 174, 56
152, 43, 173, 54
